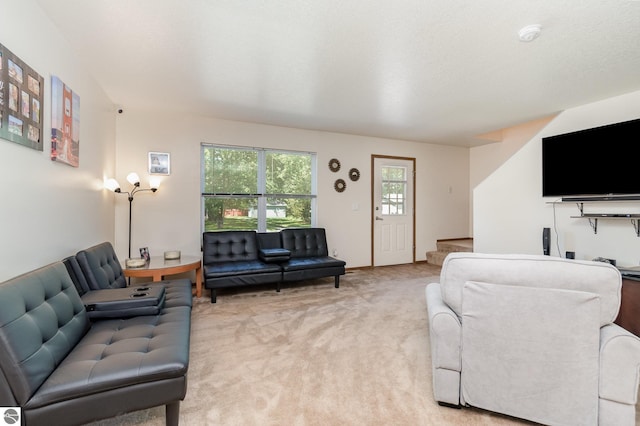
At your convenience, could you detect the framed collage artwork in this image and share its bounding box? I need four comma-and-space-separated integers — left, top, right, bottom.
0, 43, 44, 151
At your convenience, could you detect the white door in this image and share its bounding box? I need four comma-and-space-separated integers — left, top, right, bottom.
372, 156, 415, 266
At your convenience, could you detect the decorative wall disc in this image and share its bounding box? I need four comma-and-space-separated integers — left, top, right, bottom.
334, 179, 346, 192
349, 168, 360, 181
329, 158, 341, 172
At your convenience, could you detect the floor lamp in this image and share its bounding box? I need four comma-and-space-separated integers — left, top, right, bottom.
105, 172, 158, 259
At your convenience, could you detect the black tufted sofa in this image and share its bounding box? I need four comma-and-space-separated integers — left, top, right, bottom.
203, 228, 346, 303
0, 250, 192, 425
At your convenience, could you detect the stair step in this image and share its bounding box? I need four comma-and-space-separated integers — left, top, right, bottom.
426, 251, 449, 266
426, 238, 473, 267
437, 238, 473, 253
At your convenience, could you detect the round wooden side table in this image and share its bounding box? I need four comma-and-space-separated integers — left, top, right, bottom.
123, 255, 203, 297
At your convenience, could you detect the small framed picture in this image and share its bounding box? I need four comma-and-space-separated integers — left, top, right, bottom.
139, 247, 150, 262
148, 151, 170, 175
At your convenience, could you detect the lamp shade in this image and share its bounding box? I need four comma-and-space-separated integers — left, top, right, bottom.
149, 177, 161, 191
105, 178, 121, 192
126, 172, 140, 186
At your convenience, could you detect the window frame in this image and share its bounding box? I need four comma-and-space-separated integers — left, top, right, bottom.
201, 144, 317, 233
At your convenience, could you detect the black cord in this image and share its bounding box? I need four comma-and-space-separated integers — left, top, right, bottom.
552, 199, 562, 256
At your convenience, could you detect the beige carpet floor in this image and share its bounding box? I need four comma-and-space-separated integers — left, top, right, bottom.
91, 263, 637, 426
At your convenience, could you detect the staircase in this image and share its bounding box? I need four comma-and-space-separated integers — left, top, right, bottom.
426, 238, 473, 267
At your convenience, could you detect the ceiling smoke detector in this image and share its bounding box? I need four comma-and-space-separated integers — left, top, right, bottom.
518, 24, 542, 42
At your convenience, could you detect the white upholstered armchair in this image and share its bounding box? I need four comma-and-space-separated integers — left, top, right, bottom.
425, 252, 640, 426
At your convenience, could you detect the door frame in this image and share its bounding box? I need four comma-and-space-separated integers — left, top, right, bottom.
370, 154, 416, 266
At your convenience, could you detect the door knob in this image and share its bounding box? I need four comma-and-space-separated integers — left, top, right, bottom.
375, 216, 383, 221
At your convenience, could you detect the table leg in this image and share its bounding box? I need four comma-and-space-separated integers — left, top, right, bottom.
195, 265, 202, 298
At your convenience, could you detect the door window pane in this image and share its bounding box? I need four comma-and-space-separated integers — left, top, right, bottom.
381, 166, 406, 215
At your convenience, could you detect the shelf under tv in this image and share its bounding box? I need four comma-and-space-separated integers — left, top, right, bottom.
562, 200, 640, 236
569, 212, 640, 237
561, 195, 640, 202
573, 213, 640, 218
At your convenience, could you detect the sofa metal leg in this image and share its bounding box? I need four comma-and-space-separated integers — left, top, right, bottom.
335, 275, 340, 288
166, 401, 180, 426
210, 290, 217, 303
437, 401, 461, 409
276, 281, 281, 292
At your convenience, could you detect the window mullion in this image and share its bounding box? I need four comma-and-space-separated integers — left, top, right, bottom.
263, 193, 317, 199
257, 150, 267, 232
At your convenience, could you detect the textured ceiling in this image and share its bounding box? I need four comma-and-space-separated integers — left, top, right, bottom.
35, 0, 640, 147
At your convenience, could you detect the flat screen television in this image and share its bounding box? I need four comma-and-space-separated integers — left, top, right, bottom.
542, 118, 640, 200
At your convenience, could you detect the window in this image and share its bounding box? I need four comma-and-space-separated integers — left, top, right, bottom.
381, 166, 406, 215
201, 145, 316, 232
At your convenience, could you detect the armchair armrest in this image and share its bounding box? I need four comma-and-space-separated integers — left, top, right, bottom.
599, 323, 640, 405
425, 283, 462, 406
258, 248, 291, 263
425, 283, 461, 371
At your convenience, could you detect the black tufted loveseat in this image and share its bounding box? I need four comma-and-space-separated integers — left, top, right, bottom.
203, 228, 346, 303
0, 259, 191, 425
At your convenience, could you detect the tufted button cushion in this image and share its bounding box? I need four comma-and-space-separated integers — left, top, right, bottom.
281, 228, 329, 258
25, 306, 191, 409
203, 231, 260, 263
0, 262, 89, 405
76, 242, 127, 290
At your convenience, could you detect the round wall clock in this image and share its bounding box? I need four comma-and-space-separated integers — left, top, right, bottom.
334, 179, 346, 192
349, 168, 360, 181
329, 158, 341, 172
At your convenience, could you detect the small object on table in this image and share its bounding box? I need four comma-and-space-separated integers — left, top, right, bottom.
139, 247, 150, 262
164, 250, 181, 260
125, 258, 146, 268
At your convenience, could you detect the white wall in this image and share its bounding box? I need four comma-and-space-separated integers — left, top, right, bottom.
473, 90, 640, 267
114, 110, 470, 268
0, 0, 117, 281
470, 115, 556, 234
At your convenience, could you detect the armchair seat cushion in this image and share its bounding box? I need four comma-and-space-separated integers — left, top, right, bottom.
204, 260, 281, 278
281, 256, 346, 272
156, 278, 193, 308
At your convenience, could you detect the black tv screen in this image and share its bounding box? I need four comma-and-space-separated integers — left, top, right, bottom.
542, 118, 640, 200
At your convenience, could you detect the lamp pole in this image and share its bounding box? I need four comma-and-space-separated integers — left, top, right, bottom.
124, 182, 157, 259
128, 194, 134, 258
105, 174, 158, 260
